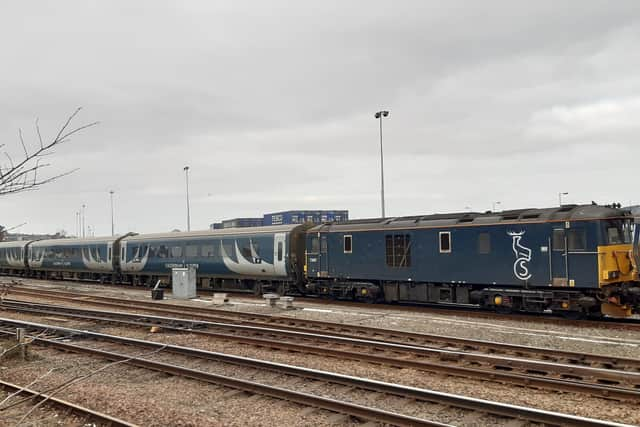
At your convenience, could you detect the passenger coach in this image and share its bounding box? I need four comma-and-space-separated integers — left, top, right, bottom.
27, 237, 118, 280
0, 240, 30, 275
119, 225, 308, 293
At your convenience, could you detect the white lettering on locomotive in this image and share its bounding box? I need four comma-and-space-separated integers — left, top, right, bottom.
507, 231, 532, 281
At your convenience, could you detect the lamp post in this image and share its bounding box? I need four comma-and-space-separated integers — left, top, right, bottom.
374, 110, 389, 218
493, 201, 501, 212
109, 190, 115, 236
558, 192, 568, 207
81, 204, 86, 238
184, 166, 191, 232
75, 211, 80, 237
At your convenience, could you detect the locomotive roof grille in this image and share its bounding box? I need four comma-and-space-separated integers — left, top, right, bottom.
308, 204, 631, 232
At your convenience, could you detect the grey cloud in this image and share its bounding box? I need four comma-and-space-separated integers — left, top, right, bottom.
1, 1, 639, 234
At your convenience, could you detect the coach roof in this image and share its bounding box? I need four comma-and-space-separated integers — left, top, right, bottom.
122, 224, 300, 241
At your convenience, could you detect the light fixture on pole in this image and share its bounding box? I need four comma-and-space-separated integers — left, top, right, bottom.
75, 211, 80, 237
374, 110, 389, 218
184, 166, 191, 232
109, 190, 115, 236
492, 201, 501, 212
81, 204, 86, 238
558, 192, 568, 207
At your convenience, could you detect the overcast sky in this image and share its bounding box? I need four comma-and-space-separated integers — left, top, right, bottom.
1, 1, 639, 235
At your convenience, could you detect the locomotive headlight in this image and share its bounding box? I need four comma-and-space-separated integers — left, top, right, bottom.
494, 295, 503, 305
361, 288, 368, 295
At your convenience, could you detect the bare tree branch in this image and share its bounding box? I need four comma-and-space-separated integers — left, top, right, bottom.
0, 108, 97, 196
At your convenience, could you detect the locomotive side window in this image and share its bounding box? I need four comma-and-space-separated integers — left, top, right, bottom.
478, 233, 491, 254
567, 229, 586, 251
344, 235, 352, 253
439, 232, 451, 253
385, 234, 411, 267
311, 237, 319, 253
552, 229, 565, 251
277, 242, 283, 261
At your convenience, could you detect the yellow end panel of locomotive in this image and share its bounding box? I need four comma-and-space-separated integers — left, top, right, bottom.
597, 244, 634, 287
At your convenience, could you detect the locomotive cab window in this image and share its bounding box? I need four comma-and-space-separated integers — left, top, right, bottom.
607, 227, 622, 244
344, 235, 352, 253
567, 229, 586, 251
439, 232, 451, 253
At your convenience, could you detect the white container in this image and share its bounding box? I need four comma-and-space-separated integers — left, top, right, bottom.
172, 267, 197, 299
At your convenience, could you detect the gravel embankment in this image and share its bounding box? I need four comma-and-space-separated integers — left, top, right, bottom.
0, 337, 351, 427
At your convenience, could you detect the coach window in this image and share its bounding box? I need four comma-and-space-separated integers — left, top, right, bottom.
240, 242, 252, 259
439, 232, 451, 253
185, 245, 199, 258
567, 229, 586, 251
171, 246, 183, 258
478, 233, 491, 254
277, 242, 283, 261
552, 229, 565, 251
201, 244, 215, 257
344, 235, 352, 253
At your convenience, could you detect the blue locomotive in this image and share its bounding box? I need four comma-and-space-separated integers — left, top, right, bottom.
304, 204, 640, 318
1, 203, 639, 318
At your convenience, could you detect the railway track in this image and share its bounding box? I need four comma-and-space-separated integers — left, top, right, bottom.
7, 285, 640, 369
0, 378, 137, 426
0, 316, 631, 427
5, 277, 640, 330
2, 297, 640, 402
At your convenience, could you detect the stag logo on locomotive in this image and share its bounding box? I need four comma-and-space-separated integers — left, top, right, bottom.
507, 231, 532, 281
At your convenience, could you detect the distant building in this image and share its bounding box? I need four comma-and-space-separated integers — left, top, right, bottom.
210, 210, 349, 230
263, 210, 348, 225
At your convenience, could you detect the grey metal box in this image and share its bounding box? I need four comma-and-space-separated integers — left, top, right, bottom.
172, 267, 197, 299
